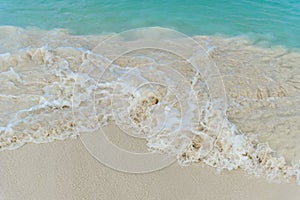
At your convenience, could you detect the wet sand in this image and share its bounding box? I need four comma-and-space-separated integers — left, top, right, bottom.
1, 27, 300, 198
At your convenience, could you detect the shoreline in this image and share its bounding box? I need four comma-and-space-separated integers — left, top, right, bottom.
1, 26, 300, 195
1, 138, 300, 199
1, 25, 300, 53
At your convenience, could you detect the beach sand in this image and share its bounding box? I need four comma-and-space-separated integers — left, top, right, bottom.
1, 27, 300, 199
1, 136, 300, 200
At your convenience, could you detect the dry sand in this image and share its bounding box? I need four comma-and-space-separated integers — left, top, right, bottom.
1, 136, 300, 200
1, 27, 300, 199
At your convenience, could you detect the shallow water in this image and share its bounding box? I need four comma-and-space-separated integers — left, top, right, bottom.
1, 0, 300, 48
1, 0, 300, 187
0, 26, 299, 184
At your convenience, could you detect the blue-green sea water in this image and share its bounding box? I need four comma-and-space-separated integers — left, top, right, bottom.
1, 0, 300, 188
0, 0, 300, 48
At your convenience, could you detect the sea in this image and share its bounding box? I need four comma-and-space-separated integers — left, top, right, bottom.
0, 0, 300, 185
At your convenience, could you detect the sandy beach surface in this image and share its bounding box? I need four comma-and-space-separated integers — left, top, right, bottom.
1, 27, 300, 199
1, 136, 300, 200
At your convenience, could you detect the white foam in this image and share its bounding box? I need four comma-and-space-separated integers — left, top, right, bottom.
0, 27, 300, 185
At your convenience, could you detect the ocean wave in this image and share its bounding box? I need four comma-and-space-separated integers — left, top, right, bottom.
0, 26, 300, 185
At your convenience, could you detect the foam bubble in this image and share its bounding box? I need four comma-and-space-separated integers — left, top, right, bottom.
0, 26, 300, 184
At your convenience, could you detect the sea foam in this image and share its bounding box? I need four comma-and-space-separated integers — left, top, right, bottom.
0, 26, 300, 185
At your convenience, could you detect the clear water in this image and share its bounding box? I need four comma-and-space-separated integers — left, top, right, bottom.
1, 0, 300, 185
0, 0, 300, 48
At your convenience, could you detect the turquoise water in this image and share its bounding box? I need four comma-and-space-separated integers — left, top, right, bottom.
0, 0, 300, 48
1, 0, 300, 187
